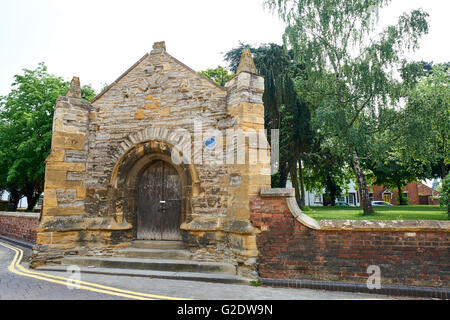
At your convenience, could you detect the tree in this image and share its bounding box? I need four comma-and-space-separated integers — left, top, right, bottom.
303, 150, 352, 206
266, 0, 429, 215
0, 63, 96, 211
224, 43, 315, 207
199, 66, 234, 86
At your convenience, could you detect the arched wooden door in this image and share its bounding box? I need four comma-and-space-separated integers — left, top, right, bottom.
137, 160, 182, 240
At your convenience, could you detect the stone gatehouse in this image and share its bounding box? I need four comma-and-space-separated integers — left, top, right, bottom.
34, 42, 272, 277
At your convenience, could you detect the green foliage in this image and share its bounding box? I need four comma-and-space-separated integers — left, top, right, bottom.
0, 62, 96, 210
100, 82, 111, 94
396, 64, 450, 179
249, 279, 263, 286
265, 0, 429, 214
303, 146, 353, 206
370, 157, 417, 206
395, 195, 410, 206
81, 84, 97, 102
199, 66, 234, 87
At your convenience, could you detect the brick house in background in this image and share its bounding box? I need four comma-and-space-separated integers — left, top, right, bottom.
370, 182, 440, 205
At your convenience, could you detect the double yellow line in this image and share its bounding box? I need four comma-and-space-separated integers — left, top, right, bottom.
0, 241, 188, 300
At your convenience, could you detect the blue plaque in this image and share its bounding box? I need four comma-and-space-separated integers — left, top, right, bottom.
204, 137, 217, 150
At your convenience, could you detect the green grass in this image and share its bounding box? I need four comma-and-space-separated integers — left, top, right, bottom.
306, 205, 448, 221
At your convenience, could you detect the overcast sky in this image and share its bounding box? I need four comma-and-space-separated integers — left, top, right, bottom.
0, 0, 449, 96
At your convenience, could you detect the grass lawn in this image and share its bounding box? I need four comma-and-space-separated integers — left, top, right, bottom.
305, 205, 448, 221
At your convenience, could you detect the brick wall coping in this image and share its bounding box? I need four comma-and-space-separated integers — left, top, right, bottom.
0, 211, 40, 219
259, 188, 450, 233
260, 188, 321, 230
260, 188, 296, 197
319, 219, 450, 232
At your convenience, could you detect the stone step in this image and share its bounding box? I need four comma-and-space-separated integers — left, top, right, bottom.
60, 256, 237, 275
132, 240, 185, 250
115, 248, 191, 260
35, 265, 250, 285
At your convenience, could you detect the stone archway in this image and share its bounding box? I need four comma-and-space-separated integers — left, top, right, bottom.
108, 139, 199, 241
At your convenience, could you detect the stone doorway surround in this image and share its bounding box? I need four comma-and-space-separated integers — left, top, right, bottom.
108, 138, 197, 242
136, 160, 182, 241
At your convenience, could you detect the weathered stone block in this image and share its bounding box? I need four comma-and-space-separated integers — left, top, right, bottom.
52, 132, 87, 151
134, 109, 145, 120
44, 206, 86, 217
46, 150, 65, 163
46, 162, 86, 172
43, 189, 58, 208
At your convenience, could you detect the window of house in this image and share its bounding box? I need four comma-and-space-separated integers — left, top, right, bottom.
37, 195, 44, 206
314, 195, 321, 203
369, 193, 374, 202
403, 192, 408, 199
348, 193, 356, 205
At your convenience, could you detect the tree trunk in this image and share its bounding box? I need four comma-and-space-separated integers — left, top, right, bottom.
298, 158, 306, 208
8, 189, 21, 211
326, 175, 337, 206
352, 151, 374, 215
397, 184, 403, 205
442, 161, 447, 180
397, 183, 405, 206
277, 161, 290, 188
25, 191, 41, 212
23, 183, 43, 212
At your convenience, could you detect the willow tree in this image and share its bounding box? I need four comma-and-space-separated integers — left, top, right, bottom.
266, 0, 429, 214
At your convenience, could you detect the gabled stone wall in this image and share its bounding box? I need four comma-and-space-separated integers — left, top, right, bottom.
34, 43, 271, 277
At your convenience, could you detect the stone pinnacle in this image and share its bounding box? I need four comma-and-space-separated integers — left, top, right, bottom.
66, 76, 82, 99
236, 49, 257, 75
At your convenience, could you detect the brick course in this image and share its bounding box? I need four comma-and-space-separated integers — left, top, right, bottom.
250, 196, 450, 288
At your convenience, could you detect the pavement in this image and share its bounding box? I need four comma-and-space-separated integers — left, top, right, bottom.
0, 240, 404, 300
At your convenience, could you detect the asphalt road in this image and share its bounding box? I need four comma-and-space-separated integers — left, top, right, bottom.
0, 241, 129, 300
0, 240, 398, 300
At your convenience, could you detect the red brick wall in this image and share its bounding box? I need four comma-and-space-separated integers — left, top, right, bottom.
250, 196, 450, 288
0, 213, 39, 244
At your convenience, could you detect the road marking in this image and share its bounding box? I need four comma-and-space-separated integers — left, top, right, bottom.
0, 241, 188, 300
